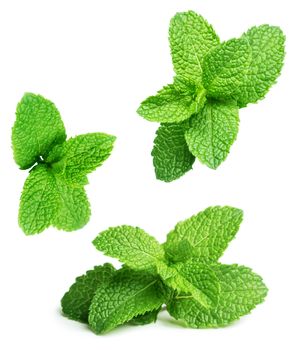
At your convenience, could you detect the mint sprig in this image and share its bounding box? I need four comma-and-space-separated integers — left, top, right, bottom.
137, 11, 285, 182
61, 206, 267, 334
12, 93, 116, 235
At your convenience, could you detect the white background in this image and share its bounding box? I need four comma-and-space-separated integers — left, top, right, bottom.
0, 0, 296, 349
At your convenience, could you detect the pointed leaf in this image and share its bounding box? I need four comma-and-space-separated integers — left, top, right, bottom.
170, 11, 220, 83
167, 264, 268, 327
164, 206, 243, 263
152, 122, 195, 182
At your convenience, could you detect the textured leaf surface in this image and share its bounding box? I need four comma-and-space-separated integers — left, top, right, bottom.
52, 176, 91, 231
152, 123, 195, 182
164, 206, 243, 263
185, 101, 239, 169
19, 164, 59, 235
202, 39, 251, 98
157, 261, 219, 308
89, 269, 167, 334
93, 226, 165, 270
137, 82, 198, 123
61, 264, 116, 323
19, 166, 91, 234
169, 11, 220, 83
12, 93, 66, 169
129, 308, 161, 326
234, 25, 285, 107
49, 133, 115, 185
167, 264, 268, 327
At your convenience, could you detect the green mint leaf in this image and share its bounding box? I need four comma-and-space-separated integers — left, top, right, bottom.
164, 206, 243, 263
157, 260, 219, 309
169, 11, 219, 84
61, 263, 116, 323
234, 25, 286, 107
137, 80, 199, 123
19, 166, 91, 234
51, 176, 91, 231
185, 101, 239, 169
93, 226, 165, 270
19, 164, 59, 235
12, 93, 66, 169
129, 308, 161, 326
88, 268, 167, 334
48, 133, 116, 185
152, 122, 195, 182
202, 38, 251, 99
167, 263, 268, 327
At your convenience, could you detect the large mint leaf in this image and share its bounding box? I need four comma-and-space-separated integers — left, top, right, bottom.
202, 38, 251, 98
169, 11, 219, 84
12, 93, 66, 169
89, 268, 167, 334
234, 25, 285, 107
167, 264, 268, 327
164, 206, 243, 263
93, 226, 165, 270
185, 101, 239, 169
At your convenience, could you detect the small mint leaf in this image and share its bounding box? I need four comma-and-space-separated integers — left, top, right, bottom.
152, 122, 195, 182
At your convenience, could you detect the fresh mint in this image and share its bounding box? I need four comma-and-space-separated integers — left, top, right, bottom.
12, 93, 116, 235
137, 11, 285, 182
61, 206, 267, 334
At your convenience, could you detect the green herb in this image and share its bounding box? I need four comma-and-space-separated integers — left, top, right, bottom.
61, 206, 267, 334
12, 93, 116, 235
137, 11, 285, 182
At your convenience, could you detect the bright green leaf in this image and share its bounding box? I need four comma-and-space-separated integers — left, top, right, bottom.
167, 264, 268, 327
89, 268, 167, 334
234, 25, 286, 107
164, 206, 243, 263
52, 176, 91, 231
185, 101, 239, 169
12, 93, 66, 169
137, 81, 198, 123
157, 260, 219, 309
202, 38, 251, 98
19, 164, 59, 235
169, 11, 220, 84
48, 133, 116, 185
93, 226, 165, 270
